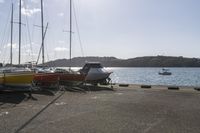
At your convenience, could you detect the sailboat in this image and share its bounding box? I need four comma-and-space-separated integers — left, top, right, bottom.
56, 0, 111, 86
32, 0, 62, 88
33, 0, 112, 87
32, 0, 84, 88
0, 1, 35, 88
58, 0, 86, 85
60, 0, 112, 85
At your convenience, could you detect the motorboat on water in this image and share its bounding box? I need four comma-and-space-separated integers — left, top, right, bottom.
79, 62, 112, 85
0, 67, 35, 88
158, 68, 172, 75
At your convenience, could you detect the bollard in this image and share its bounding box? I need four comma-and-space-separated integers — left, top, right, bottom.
119, 84, 129, 87
194, 88, 200, 91
141, 85, 151, 88
168, 86, 179, 90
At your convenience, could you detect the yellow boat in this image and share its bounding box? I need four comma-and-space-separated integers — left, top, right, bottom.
0, 67, 35, 88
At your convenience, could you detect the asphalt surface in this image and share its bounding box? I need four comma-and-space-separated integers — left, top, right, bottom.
0, 85, 200, 133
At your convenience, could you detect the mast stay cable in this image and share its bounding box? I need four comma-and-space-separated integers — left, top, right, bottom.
36, 23, 49, 65
0, 6, 12, 64
72, 0, 84, 57
23, 0, 34, 62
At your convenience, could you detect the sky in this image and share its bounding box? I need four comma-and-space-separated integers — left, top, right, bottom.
0, 0, 200, 64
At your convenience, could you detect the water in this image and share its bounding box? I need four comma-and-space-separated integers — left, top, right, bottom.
64, 67, 200, 87
107, 67, 200, 87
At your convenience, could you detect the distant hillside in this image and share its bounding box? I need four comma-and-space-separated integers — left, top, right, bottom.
44, 56, 200, 67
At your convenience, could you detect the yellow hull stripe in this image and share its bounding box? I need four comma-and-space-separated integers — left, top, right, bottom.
0, 72, 34, 85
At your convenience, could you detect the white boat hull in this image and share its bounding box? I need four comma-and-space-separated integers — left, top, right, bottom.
85, 68, 111, 81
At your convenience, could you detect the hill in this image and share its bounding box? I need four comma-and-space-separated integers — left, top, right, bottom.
44, 56, 200, 67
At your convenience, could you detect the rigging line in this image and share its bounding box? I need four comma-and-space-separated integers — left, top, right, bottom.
21, 27, 26, 63
10, 3, 13, 65
2, 32, 10, 63
36, 23, 49, 65
24, 28, 30, 62
0, 6, 12, 50
45, 31, 50, 65
0, 6, 12, 62
44, 37, 50, 65
72, 1, 84, 57
69, 0, 72, 69
10, 0, 17, 5
31, 7, 38, 51
23, 0, 34, 61
45, 44, 50, 65
2, 28, 11, 64
41, 0, 45, 65
2, 26, 11, 64
36, 44, 42, 64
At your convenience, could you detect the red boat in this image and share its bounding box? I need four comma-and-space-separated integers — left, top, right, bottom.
33, 70, 86, 88
33, 73, 61, 88
59, 73, 86, 85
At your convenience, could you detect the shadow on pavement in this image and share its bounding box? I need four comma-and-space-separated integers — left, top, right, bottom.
0, 87, 57, 107
0, 92, 27, 105
63, 84, 115, 92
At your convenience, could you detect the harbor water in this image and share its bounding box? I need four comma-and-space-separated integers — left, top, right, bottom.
107, 67, 200, 87
67, 67, 200, 87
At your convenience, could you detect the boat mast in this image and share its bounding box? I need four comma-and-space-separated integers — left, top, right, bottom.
10, 3, 13, 65
19, 0, 21, 64
69, 0, 72, 69
41, 0, 45, 65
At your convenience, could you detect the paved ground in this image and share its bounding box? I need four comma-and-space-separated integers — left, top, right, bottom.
0, 85, 200, 133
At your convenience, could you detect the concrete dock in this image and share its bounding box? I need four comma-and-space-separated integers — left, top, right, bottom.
0, 84, 200, 133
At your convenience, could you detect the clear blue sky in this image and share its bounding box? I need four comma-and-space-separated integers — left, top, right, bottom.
0, 0, 200, 64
